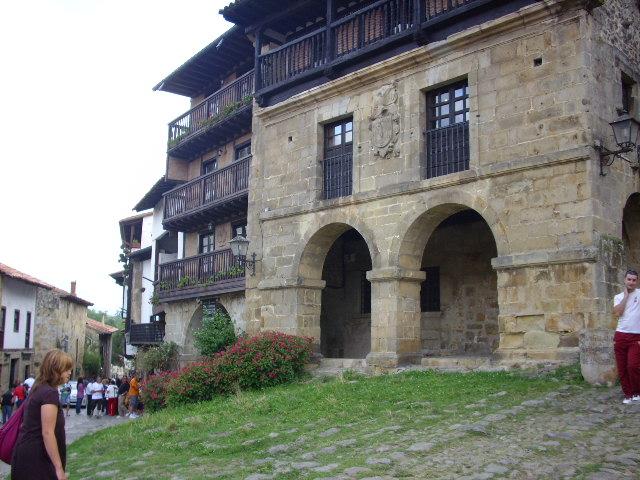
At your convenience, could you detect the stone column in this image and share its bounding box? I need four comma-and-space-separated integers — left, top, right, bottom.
366, 267, 425, 370
256, 277, 326, 354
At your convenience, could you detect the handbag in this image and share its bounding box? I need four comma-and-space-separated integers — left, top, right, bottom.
0, 400, 27, 464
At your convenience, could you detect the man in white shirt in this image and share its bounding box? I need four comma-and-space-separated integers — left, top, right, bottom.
613, 269, 640, 404
23, 377, 35, 393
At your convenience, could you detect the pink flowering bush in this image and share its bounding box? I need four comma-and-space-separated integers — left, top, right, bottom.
164, 332, 313, 408
140, 370, 179, 412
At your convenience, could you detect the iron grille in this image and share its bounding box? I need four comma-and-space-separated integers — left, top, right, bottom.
425, 122, 470, 178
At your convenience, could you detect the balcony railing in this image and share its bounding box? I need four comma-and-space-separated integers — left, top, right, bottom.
168, 70, 254, 151
425, 121, 469, 178
257, 0, 479, 91
156, 249, 245, 300
129, 322, 165, 345
163, 155, 251, 225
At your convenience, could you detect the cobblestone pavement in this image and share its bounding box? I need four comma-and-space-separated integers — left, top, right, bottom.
239, 385, 640, 480
0, 409, 130, 478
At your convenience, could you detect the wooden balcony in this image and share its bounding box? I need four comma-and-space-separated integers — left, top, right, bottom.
168, 70, 254, 159
163, 155, 251, 231
156, 249, 245, 302
254, 0, 513, 104
129, 322, 165, 346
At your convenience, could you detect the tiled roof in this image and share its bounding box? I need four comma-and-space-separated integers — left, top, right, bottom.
86, 318, 119, 335
0, 263, 55, 289
0, 263, 93, 306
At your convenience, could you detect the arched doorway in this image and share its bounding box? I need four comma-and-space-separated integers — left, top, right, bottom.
183, 301, 231, 360
320, 228, 372, 358
419, 209, 499, 355
623, 193, 640, 269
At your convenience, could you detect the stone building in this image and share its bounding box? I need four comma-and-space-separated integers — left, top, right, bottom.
85, 319, 119, 379
0, 264, 92, 391
34, 282, 93, 377
144, 0, 640, 380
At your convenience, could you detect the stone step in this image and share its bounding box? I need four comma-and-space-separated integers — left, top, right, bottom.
421, 356, 492, 370
319, 358, 367, 370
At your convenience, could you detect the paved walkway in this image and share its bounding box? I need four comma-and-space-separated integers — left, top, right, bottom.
0, 409, 130, 478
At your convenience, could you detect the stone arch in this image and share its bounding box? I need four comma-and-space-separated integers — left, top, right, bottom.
296, 219, 379, 281
393, 191, 508, 271
295, 221, 375, 359
623, 192, 640, 270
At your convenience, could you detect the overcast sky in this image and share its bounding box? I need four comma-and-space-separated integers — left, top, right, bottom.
0, 0, 231, 313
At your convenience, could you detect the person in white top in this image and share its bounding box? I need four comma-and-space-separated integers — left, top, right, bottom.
89, 377, 105, 418
613, 269, 640, 404
23, 376, 35, 393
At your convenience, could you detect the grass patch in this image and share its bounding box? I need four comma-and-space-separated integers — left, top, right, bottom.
68, 366, 584, 479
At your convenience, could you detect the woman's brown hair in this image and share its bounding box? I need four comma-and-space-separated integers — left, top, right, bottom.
36, 349, 73, 388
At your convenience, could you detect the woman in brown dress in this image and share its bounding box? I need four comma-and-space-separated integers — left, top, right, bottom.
11, 349, 72, 480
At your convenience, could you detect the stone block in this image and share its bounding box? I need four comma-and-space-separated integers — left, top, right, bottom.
515, 314, 546, 332
500, 333, 524, 349
523, 331, 559, 349
546, 313, 584, 333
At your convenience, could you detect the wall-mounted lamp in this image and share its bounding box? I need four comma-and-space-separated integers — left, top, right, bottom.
229, 235, 256, 276
594, 112, 640, 176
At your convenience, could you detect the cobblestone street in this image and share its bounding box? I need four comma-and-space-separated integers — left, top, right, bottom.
0, 409, 129, 478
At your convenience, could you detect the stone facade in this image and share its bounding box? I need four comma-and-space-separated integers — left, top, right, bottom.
235, 0, 640, 378
34, 288, 87, 377
163, 292, 246, 365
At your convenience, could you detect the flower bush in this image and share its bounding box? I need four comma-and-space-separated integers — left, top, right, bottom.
140, 371, 178, 413
163, 332, 313, 408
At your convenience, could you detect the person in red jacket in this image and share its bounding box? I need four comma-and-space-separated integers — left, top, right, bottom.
13, 380, 26, 408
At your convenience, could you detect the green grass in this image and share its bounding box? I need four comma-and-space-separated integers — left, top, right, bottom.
67, 366, 583, 479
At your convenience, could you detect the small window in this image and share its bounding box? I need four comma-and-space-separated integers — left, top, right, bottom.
231, 221, 247, 239
622, 72, 636, 114
13, 310, 20, 332
199, 232, 215, 254
25, 313, 31, 349
235, 142, 251, 161
202, 158, 218, 175
0, 307, 5, 331
420, 267, 440, 312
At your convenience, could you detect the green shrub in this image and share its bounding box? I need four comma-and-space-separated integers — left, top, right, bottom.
135, 342, 179, 374
193, 309, 237, 357
83, 347, 101, 376
165, 332, 313, 408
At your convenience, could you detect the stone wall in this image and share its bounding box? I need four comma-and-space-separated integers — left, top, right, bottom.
243, 1, 613, 369
34, 288, 87, 376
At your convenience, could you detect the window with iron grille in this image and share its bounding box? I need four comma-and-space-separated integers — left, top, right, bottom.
425, 81, 470, 179
13, 310, 19, 332
231, 220, 247, 239
360, 271, 371, 314
323, 118, 353, 199
420, 266, 440, 312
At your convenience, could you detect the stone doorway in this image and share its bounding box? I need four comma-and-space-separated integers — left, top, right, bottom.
182, 301, 230, 364
320, 229, 372, 359
623, 193, 640, 269
419, 209, 499, 357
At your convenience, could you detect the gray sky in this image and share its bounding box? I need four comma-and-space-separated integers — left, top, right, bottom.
0, 0, 231, 312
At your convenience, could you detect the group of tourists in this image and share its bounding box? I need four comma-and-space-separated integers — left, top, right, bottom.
1, 377, 35, 425
68, 373, 141, 419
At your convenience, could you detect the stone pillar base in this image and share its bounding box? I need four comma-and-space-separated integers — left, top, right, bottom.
580, 329, 617, 386
366, 351, 422, 371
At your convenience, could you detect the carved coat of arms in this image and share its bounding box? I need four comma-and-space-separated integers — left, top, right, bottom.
369, 82, 401, 158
